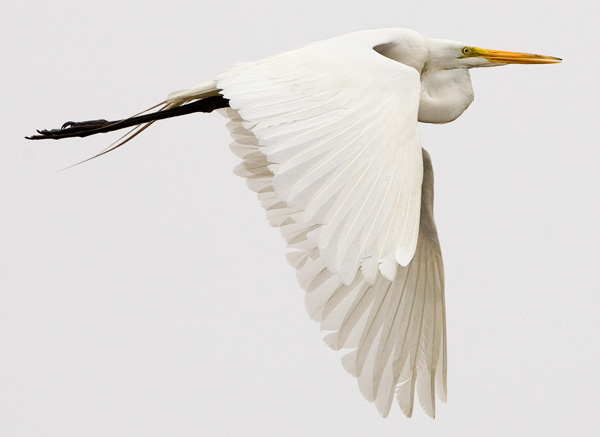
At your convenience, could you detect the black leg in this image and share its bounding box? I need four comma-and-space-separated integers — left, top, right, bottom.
27, 95, 230, 140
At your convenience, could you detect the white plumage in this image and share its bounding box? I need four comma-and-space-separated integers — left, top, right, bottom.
31, 28, 560, 419
224, 99, 446, 416
208, 31, 442, 417
161, 29, 556, 418
222, 103, 445, 417
217, 31, 425, 285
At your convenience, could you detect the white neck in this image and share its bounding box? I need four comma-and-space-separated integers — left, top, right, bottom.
418, 68, 474, 123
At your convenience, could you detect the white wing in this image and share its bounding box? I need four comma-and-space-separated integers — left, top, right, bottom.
216, 30, 446, 417
216, 30, 423, 285
221, 105, 446, 417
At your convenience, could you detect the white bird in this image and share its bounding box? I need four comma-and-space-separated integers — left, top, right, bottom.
29, 28, 560, 418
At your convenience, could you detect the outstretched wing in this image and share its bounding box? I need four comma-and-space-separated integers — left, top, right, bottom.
216, 30, 423, 285
222, 104, 446, 417
216, 30, 446, 417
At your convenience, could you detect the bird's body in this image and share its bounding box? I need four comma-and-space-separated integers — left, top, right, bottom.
28, 28, 560, 419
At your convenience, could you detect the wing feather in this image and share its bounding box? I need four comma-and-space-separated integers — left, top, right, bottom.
216, 30, 446, 418
217, 31, 423, 283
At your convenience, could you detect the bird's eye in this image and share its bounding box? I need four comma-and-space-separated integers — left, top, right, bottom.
462, 47, 471, 55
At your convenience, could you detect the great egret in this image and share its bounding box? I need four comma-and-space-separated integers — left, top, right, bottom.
28, 28, 560, 418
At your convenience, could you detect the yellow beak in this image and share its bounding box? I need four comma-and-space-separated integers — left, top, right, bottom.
472, 47, 562, 64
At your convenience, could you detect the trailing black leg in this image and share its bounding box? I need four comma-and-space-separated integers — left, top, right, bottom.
27, 95, 230, 141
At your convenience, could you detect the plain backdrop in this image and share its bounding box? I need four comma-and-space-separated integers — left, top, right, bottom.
2, 1, 599, 436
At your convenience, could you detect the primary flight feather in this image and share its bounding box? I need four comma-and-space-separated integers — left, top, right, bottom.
28, 28, 560, 418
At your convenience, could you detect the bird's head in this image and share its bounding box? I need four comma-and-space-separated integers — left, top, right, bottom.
426, 38, 561, 70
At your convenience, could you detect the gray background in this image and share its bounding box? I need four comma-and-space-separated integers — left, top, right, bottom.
3, 0, 599, 435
